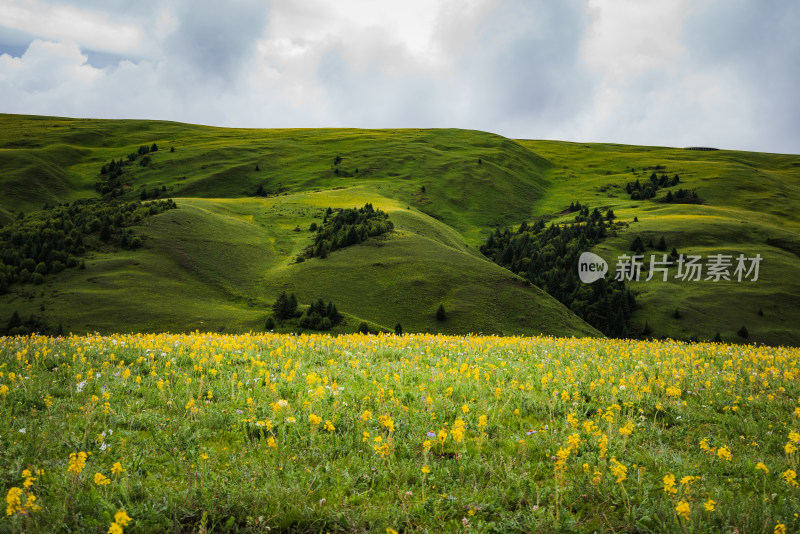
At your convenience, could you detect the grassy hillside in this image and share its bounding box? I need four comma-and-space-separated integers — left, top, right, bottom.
517, 140, 800, 345
1, 114, 799, 344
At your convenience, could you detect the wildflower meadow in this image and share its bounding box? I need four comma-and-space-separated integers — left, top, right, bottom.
1, 332, 799, 533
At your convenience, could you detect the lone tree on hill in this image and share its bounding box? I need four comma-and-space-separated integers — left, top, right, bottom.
737, 325, 749, 338
436, 304, 446, 321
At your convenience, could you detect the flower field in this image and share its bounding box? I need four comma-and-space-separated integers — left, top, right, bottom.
1, 333, 799, 533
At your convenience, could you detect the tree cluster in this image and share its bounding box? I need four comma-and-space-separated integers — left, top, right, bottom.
1, 310, 56, 337
303, 204, 393, 259
625, 172, 680, 200
663, 189, 701, 204
96, 143, 160, 196
299, 299, 343, 331
269, 292, 344, 331
0, 199, 176, 293
480, 206, 635, 337
272, 292, 299, 321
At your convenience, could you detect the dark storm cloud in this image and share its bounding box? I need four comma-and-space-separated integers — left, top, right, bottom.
452, 0, 592, 133
682, 0, 800, 153
164, 0, 270, 85
312, 0, 592, 135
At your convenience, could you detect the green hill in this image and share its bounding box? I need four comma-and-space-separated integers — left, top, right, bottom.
1, 114, 799, 344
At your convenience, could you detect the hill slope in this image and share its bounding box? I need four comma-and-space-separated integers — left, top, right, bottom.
0, 114, 595, 337
2, 114, 799, 345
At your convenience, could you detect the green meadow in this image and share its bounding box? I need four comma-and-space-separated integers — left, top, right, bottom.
2, 333, 800, 533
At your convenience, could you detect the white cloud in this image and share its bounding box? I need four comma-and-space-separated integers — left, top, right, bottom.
0, 0, 797, 153
0, 0, 147, 57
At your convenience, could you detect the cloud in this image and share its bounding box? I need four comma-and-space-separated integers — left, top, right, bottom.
0, 0, 148, 57
163, 0, 270, 87
0, 0, 797, 153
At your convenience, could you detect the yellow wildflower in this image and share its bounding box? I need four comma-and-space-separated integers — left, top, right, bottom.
663, 473, 677, 495
6, 487, 22, 516
114, 509, 132, 526
675, 499, 691, 521
68, 452, 88, 475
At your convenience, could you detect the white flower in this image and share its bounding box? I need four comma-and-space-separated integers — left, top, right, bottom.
18, 428, 26, 434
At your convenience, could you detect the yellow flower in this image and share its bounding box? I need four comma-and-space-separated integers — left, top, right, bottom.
111, 462, 124, 476
717, 445, 732, 461
68, 451, 88, 475
267, 436, 277, 449
421, 465, 430, 474
756, 462, 769, 474
666, 386, 681, 398
323, 420, 335, 432
94, 472, 111, 486
680, 475, 697, 486
786, 442, 798, 455
675, 499, 691, 521
6, 487, 22, 516
782, 469, 798, 487
619, 421, 634, 436
309, 413, 322, 426
703, 499, 716, 512
360, 410, 372, 422
114, 509, 132, 526
609, 458, 627, 484
775, 524, 786, 534
478, 415, 488, 430
108, 523, 123, 534
461, 404, 469, 414
663, 473, 677, 495
387, 529, 399, 534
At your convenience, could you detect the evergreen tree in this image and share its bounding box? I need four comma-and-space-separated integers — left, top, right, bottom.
656, 236, 667, 251
737, 325, 749, 338
436, 304, 446, 321
100, 222, 111, 242
394, 323, 403, 335
7, 310, 21, 330
265, 317, 276, 330
713, 331, 722, 343
631, 236, 645, 253
273, 292, 290, 321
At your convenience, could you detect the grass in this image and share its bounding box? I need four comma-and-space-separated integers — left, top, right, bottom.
2, 332, 800, 533
1, 114, 800, 344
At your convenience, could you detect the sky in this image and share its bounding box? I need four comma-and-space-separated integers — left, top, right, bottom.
0, 0, 798, 154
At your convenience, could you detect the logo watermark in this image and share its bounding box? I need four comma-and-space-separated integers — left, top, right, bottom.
578, 252, 608, 283
578, 253, 762, 283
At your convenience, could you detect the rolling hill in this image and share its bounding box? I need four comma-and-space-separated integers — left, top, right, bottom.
1, 114, 798, 345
